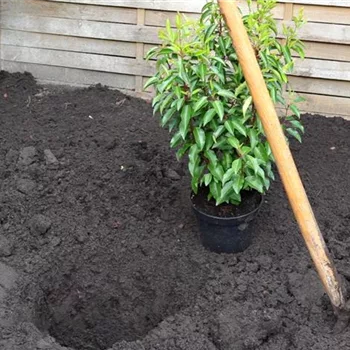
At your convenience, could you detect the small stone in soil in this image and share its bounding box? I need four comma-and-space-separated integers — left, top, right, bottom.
163, 168, 181, 181
0, 236, 13, 257
29, 214, 52, 236
0, 262, 18, 290
16, 178, 36, 194
44, 149, 59, 165
5, 149, 18, 166
50, 237, 61, 247
105, 138, 117, 150
17, 146, 38, 166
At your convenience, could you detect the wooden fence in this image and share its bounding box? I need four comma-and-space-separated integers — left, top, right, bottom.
1, 0, 350, 117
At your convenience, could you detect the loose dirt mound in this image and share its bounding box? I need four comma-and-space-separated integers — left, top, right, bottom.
0, 72, 349, 350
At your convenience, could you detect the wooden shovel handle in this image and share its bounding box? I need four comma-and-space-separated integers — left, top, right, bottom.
218, 0, 345, 311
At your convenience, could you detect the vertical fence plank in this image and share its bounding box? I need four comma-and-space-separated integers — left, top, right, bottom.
136, 8, 146, 94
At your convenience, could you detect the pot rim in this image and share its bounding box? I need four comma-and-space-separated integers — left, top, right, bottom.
191, 191, 264, 221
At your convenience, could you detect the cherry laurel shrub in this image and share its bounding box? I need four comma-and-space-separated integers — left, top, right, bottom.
145, 0, 306, 205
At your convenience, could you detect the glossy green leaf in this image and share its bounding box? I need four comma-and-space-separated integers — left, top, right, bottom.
227, 137, 240, 150
177, 97, 185, 111
161, 107, 176, 127
222, 168, 236, 185
209, 181, 221, 202
193, 127, 206, 151
232, 175, 244, 194
179, 105, 192, 139
209, 163, 224, 181
218, 181, 234, 204
232, 158, 242, 174
217, 90, 235, 99
176, 143, 191, 160
226, 119, 247, 137
213, 125, 225, 141
234, 81, 247, 97
203, 108, 216, 126
193, 96, 208, 112
212, 100, 225, 121
203, 173, 212, 187
242, 96, 252, 118
290, 120, 304, 133
170, 132, 182, 148
286, 128, 302, 143
245, 176, 264, 193
205, 150, 217, 166
143, 76, 158, 90
248, 128, 258, 148
290, 104, 301, 118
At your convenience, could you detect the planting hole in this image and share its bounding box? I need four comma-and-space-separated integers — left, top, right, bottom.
35, 255, 203, 350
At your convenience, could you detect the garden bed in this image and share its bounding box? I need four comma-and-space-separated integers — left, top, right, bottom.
0, 71, 349, 350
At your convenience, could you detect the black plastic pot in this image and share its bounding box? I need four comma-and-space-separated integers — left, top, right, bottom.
192, 192, 263, 254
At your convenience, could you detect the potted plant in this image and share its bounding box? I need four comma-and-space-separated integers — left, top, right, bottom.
144, 0, 306, 253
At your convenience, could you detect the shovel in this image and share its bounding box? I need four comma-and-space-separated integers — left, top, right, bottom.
218, 0, 350, 327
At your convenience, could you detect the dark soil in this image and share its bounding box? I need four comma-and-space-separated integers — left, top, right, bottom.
0, 71, 350, 350
192, 188, 262, 217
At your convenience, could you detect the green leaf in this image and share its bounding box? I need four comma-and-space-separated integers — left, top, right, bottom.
205, 132, 214, 150
170, 132, 182, 148
166, 19, 174, 41
290, 104, 301, 118
269, 85, 277, 103
194, 96, 208, 112
290, 120, 304, 133
176, 143, 191, 160
161, 107, 176, 127
204, 23, 217, 43
294, 95, 306, 103
160, 93, 174, 114
234, 81, 247, 96
203, 173, 212, 187
189, 144, 199, 162
209, 181, 221, 201
225, 119, 247, 137
223, 152, 233, 169
188, 145, 200, 177
144, 76, 158, 90
242, 96, 252, 118
205, 150, 217, 165
286, 128, 302, 143
241, 146, 252, 156
213, 125, 225, 141
198, 63, 207, 81
218, 181, 234, 204
193, 127, 206, 151
177, 97, 185, 111
145, 46, 158, 60
232, 175, 244, 194
179, 105, 192, 139
248, 128, 258, 149
246, 155, 260, 175
281, 45, 292, 64
212, 100, 225, 121
178, 57, 189, 85
209, 163, 224, 182
245, 176, 264, 193
231, 158, 242, 174
203, 108, 216, 126
222, 168, 236, 185
218, 90, 235, 99
227, 137, 240, 150
224, 120, 235, 136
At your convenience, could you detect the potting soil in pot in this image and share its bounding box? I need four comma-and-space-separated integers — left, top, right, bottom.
0, 72, 350, 350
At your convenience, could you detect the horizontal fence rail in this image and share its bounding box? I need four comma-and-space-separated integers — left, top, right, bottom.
1, 0, 349, 117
